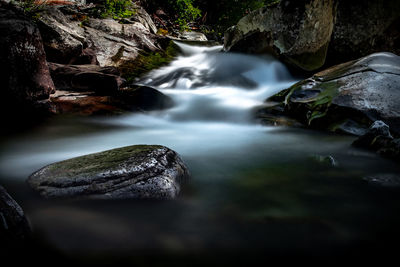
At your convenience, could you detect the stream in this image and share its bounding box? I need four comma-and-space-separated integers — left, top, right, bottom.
1, 42, 400, 261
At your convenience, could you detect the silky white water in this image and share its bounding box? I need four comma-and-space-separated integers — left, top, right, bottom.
0, 42, 298, 179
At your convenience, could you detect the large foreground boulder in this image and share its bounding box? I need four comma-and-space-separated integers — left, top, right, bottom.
28, 145, 189, 199
224, 0, 336, 71
257, 52, 400, 136
0, 186, 31, 242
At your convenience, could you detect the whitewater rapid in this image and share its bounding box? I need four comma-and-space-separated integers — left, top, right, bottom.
0, 42, 298, 179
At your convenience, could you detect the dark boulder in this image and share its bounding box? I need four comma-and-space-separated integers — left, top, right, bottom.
48, 63, 125, 94
0, 186, 31, 242
327, 0, 400, 66
224, 0, 336, 71
111, 86, 175, 111
28, 145, 190, 200
353, 121, 400, 162
49, 85, 174, 115
224, 0, 400, 72
257, 52, 400, 136
353, 121, 393, 148
0, 4, 55, 115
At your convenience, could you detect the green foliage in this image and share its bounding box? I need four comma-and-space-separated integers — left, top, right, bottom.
18, 0, 48, 16
118, 41, 180, 82
98, 0, 136, 19
168, 0, 201, 30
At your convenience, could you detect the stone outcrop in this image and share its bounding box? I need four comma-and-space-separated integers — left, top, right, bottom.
37, 6, 167, 67
224, 0, 336, 71
327, 0, 400, 66
224, 0, 400, 72
0, 3, 55, 115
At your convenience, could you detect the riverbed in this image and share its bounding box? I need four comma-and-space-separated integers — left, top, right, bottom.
1, 42, 400, 263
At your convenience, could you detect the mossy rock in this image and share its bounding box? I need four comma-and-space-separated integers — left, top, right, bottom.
28, 145, 190, 199
257, 52, 400, 136
118, 40, 181, 83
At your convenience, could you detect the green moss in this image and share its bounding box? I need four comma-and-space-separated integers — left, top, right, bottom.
268, 78, 340, 126
46, 145, 163, 179
305, 81, 339, 125
119, 41, 180, 82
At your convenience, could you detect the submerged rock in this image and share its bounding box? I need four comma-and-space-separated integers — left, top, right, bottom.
353, 121, 400, 162
224, 0, 336, 71
28, 145, 190, 199
0, 186, 31, 242
310, 155, 338, 167
257, 52, 400, 136
363, 174, 400, 188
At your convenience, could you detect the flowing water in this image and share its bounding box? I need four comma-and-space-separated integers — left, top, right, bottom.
1, 42, 400, 262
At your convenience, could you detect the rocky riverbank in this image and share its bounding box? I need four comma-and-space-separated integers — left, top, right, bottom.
0, 1, 208, 129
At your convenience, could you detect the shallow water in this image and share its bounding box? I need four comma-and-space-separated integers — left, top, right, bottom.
1, 42, 400, 262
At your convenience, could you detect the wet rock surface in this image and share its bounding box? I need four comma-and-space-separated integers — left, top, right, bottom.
28, 145, 190, 199
353, 121, 400, 162
257, 52, 400, 136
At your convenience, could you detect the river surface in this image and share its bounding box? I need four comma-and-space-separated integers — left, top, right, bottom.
1, 42, 400, 262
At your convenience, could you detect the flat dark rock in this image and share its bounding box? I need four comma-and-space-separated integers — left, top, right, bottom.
28, 145, 190, 200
